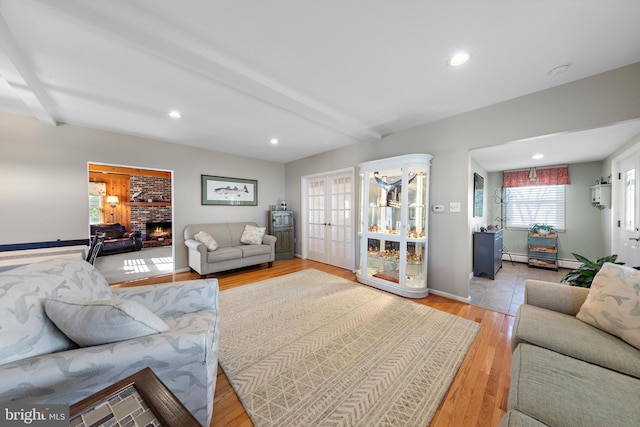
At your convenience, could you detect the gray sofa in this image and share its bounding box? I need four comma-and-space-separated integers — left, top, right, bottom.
184, 222, 276, 276
0, 257, 219, 426
500, 279, 640, 426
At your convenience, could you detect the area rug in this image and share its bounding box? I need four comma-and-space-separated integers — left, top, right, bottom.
94, 246, 173, 284
218, 269, 480, 427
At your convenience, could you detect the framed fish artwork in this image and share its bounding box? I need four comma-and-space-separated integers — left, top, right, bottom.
201, 175, 258, 206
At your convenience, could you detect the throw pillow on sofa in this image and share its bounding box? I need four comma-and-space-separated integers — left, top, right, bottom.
195, 231, 219, 251
240, 224, 266, 245
45, 297, 169, 347
576, 262, 640, 350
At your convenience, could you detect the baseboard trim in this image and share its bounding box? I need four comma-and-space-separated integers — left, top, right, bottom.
429, 288, 470, 304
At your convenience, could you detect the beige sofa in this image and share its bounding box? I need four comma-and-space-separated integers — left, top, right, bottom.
184, 222, 276, 276
500, 278, 640, 426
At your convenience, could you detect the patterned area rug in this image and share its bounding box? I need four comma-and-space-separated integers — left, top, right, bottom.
218, 269, 480, 427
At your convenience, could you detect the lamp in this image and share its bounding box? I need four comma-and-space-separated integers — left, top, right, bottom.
106, 195, 119, 223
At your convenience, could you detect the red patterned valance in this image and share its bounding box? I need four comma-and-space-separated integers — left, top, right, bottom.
503, 166, 569, 188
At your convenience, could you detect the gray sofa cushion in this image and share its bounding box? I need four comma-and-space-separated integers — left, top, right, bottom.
498, 410, 548, 427
240, 244, 272, 257
509, 344, 640, 427
512, 304, 640, 378
207, 247, 242, 262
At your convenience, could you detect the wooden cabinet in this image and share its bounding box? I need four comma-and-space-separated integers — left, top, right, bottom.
528, 231, 558, 270
357, 153, 432, 298
473, 229, 503, 279
268, 210, 294, 260
591, 184, 611, 208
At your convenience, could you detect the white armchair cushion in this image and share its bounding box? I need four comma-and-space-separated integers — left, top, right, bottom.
0, 258, 113, 365
195, 231, 219, 251
240, 224, 266, 245
577, 262, 640, 350
45, 297, 169, 347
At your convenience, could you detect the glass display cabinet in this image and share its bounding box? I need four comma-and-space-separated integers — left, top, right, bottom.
357, 153, 432, 298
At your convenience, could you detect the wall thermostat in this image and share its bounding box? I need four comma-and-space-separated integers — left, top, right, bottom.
432, 204, 445, 212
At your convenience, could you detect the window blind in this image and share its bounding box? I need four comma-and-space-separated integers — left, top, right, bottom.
506, 185, 565, 230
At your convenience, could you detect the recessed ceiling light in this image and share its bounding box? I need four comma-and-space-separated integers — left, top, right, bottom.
448, 52, 470, 67
532, 154, 544, 160
270, 138, 279, 145
168, 111, 182, 119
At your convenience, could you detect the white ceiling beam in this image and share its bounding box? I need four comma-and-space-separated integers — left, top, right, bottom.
58, 0, 380, 143
0, 12, 57, 126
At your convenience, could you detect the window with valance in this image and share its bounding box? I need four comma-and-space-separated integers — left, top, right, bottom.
503, 166, 569, 230
502, 166, 569, 188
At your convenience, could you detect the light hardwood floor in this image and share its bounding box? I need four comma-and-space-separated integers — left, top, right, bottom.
114, 259, 513, 427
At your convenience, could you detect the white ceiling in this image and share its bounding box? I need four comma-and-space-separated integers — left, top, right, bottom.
1, 1, 639, 164
471, 119, 640, 173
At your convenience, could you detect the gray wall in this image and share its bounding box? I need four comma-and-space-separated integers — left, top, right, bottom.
489, 162, 605, 263
0, 113, 285, 271
285, 63, 640, 300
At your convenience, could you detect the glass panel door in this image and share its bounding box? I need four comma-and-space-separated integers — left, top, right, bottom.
328, 175, 354, 269
304, 170, 355, 270
306, 178, 326, 261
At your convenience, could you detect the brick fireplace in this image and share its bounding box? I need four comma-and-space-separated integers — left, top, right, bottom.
130, 206, 172, 248
128, 174, 172, 248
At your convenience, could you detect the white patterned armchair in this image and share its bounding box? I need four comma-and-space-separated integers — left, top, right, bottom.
0, 258, 219, 426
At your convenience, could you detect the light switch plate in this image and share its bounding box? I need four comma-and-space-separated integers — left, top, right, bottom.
449, 202, 461, 212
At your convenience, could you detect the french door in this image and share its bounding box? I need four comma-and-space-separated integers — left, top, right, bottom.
303, 169, 354, 270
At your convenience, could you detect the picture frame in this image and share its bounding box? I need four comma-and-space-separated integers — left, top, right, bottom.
69, 368, 199, 427
201, 175, 258, 206
473, 173, 484, 217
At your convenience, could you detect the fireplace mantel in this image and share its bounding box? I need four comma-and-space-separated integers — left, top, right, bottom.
127, 202, 172, 207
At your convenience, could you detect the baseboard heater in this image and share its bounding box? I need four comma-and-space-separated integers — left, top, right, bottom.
502, 253, 580, 269
0, 239, 88, 272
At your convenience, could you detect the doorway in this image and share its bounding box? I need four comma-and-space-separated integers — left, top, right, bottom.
88, 163, 174, 284
301, 168, 355, 271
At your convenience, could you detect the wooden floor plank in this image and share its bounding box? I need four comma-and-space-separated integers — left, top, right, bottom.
114, 258, 511, 427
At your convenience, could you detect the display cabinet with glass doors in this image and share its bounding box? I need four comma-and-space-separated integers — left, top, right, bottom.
357, 153, 432, 298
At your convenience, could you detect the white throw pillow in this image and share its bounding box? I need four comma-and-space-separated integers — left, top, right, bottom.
45, 297, 170, 347
240, 224, 266, 245
576, 262, 640, 350
194, 231, 219, 251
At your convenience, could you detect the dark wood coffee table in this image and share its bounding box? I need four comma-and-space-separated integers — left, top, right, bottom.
69, 367, 200, 427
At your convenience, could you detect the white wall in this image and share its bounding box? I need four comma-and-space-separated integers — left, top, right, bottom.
284, 63, 640, 300
0, 113, 285, 271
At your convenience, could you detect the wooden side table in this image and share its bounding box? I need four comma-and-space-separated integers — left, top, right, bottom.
70, 368, 200, 427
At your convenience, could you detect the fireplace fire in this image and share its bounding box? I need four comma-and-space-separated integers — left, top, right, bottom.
145, 221, 172, 242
